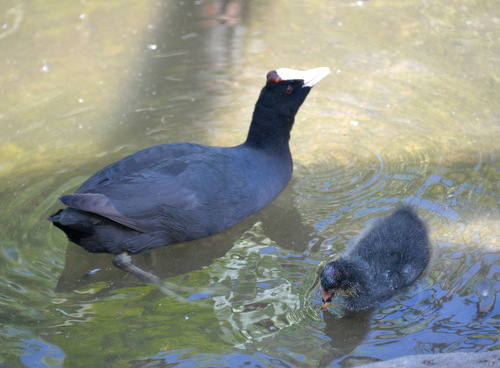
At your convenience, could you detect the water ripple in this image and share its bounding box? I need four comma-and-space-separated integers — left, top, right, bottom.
294, 141, 430, 238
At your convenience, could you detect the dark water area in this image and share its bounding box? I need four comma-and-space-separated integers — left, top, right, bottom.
0, 0, 498, 367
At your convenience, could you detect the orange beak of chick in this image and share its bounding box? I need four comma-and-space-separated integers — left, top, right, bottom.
321, 288, 333, 309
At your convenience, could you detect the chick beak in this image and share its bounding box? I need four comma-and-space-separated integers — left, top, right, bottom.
321, 288, 333, 310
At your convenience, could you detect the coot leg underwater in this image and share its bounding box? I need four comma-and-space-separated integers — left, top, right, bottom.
112, 253, 162, 284
50, 67, 330, 285
111, 253, 193, 300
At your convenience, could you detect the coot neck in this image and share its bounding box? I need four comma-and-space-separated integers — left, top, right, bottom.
244, 104, 293, 156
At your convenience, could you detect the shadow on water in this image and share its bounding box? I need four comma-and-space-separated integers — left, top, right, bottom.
111, 0, 251, 139
317, 310, 373, 368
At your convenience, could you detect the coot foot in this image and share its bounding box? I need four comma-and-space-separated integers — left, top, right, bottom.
112, 253, 162, 284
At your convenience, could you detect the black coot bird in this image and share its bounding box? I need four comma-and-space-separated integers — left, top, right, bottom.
50, 67, 330, 283
320, 206, 429, 311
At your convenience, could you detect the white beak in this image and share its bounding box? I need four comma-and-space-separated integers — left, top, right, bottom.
276, 67, 330, 87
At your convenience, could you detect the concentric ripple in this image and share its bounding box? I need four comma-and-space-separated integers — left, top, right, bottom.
294, 141, 430, 235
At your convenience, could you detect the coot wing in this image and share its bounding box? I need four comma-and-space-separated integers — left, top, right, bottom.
60, 167, 204, 233
59, 193, 148, 233
60, 145, 248, 234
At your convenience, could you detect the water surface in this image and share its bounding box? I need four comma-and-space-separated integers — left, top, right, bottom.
0, 0, 498, 367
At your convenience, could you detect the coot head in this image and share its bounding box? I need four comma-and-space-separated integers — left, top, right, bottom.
320, 259, 368, 309
259, 67, 330, 117
246, 67, 330, 152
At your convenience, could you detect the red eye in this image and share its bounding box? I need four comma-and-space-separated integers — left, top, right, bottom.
286, 85, 293, 94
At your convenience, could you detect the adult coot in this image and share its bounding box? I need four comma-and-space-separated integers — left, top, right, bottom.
320, 206, 429, 311
50, 67, 330, 283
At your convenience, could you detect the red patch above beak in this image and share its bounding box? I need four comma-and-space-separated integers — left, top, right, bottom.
266, 70, 283, 84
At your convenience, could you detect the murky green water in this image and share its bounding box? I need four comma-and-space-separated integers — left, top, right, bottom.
1, 0, 498, 367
